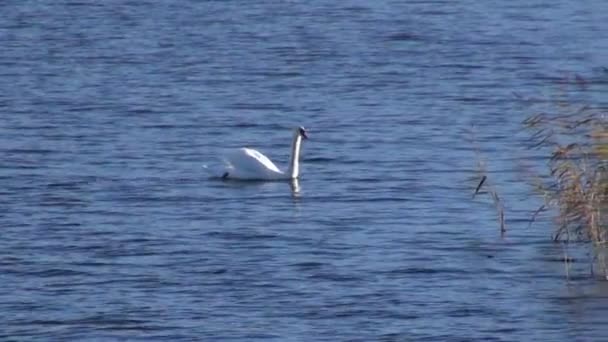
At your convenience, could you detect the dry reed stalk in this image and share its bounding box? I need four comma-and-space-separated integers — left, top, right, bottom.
470, 128, 506, 235
522, 73, 608, 277
473, 73, 608, 277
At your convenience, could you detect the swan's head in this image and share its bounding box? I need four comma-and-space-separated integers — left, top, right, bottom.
297, 126, 309, 140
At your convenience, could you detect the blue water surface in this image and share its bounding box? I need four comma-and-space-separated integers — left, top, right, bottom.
2, 1, 608, 340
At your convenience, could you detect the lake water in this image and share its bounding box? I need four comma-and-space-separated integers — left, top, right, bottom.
2, 1, 608, 340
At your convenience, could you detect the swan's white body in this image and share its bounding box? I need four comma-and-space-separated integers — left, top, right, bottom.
219, 127, 307, 181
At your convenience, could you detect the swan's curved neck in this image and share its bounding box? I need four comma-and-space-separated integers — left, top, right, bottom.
287, 132, 303, 179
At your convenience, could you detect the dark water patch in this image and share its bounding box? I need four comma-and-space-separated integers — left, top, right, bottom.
4, 125, 59, 131
141, 123, 203, 130
342, 6, 371, 13
68, 278, 148, 287
542, 256, 579, 263
444, 306, 496, 318
15, 317, 155, 329
332, 309, 419, 320
386, 267, 469, 276
37, 195, 89, 208
76, 209, 139, 219
385, 32, 423, 42
483, 326, 523, 336
126, 108, 160, 115
304, 157, 336, 163
226, 103, 294, 112
3, 148, 55, 155
45, 180, 91, 190
46, 221, 83, 228
210, 268, 227, 274
222, 122, 288, 130
305, 307, 419, 320
309, 272, 364, 282
300, 195, 409, 205
71, 261, 123, 267
244, 333, 282, 339
18, 268, 93, 278
65, 104, 124, 113
0, 163, 42, 170
438, 63, 485, 70
417, 9, 458, 16
206, 231, 279, 241
93, 248, 162, 258
451, 96, 489, 103
290, 261, 326, 270
359, 102, 381, 107
246, 71, 303, 78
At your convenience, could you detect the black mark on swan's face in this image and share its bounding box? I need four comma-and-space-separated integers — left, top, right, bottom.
298, 126, 308, 139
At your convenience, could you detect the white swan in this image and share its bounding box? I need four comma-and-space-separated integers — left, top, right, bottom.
219, 126, 308, 181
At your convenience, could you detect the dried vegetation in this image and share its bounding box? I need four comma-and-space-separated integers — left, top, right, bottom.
474, 72, 608, 277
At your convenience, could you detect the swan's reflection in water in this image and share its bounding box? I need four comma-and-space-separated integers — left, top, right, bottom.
217, 178, 302, 197
290, 178, 301, 196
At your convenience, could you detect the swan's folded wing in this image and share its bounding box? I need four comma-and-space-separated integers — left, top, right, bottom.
226, 148, 282, 174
